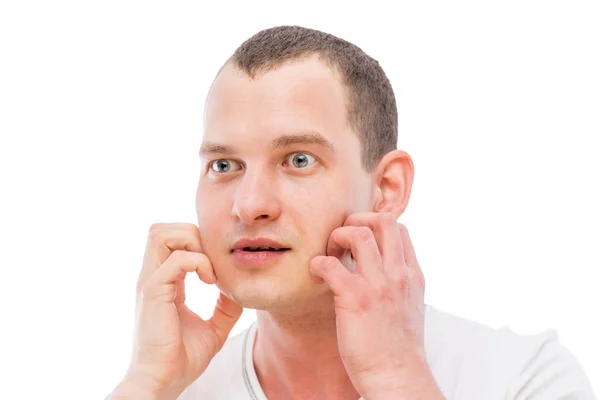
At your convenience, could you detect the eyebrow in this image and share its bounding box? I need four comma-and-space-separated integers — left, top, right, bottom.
199, 142, 236, 156
199, 132, 334, 157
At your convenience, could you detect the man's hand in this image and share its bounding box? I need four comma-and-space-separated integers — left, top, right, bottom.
113, 223, 243, 400
309, 213, 444, 399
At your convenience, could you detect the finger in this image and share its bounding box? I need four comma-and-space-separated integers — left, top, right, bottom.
309, 256, 361, 298
144, 224, 204, 269
398, 223, 418, 269
147, 222, 204, 234
326, 226, 382, 278
137, 224, 203, 293
343, 212, 404, 271
175, 277, 186, 306
207, 292, 244, 348
396, 223, 425, 294
141, 250, 216, 303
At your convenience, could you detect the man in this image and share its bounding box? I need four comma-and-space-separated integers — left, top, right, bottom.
108, 26, 595, 399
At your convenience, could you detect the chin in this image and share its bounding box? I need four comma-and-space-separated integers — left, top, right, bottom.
219, 277, 333, 315
215, 276, 276, 308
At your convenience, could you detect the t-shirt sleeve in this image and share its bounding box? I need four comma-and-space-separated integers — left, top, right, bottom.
506, 331, 596, 399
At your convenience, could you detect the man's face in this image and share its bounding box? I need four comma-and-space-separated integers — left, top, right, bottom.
196, 55, 374, 311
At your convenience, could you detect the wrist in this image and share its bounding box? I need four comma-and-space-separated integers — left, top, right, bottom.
362, 357, 444, 400
111, 370, 184, 400
111, 378, 161, 400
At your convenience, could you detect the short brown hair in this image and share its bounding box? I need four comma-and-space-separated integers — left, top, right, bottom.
225, 25, 398, 172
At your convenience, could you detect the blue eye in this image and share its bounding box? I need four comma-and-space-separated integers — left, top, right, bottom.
286, 152, 316, 168
210, 159, 241, 173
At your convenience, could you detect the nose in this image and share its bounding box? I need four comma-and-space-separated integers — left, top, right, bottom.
232, 167, 282, 225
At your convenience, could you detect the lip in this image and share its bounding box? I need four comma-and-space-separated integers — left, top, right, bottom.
232, 237, 290, 251
231, 248, 289, 267
231, 237, 291, 267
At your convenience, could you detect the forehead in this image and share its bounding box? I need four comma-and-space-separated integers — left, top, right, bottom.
203, 55, 350, 144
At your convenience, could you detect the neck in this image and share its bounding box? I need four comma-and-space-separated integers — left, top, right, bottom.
252, 293, 361, 400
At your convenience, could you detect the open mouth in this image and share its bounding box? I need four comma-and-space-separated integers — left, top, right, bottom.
240, 247, 290, 252
231, 241, 291, 265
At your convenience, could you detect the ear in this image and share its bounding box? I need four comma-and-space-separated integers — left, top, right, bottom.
372, 150, 414, 217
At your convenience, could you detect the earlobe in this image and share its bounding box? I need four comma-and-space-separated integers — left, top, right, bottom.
373, 150, 414, 217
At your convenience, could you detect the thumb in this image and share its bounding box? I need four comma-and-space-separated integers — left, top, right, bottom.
208, 292, 244, 346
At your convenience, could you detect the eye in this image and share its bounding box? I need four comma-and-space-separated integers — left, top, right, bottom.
285, 152, 316, 169
210, 159, 242, 173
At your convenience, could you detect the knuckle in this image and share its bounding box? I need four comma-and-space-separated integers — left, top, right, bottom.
392, 272, 408, 289
171, 250, 200, 267
343, 213, 361, 226
381, 213, 399, 233
183, 222, 200, 231
170, 249, 187, 260
417, 270, 426, 290
325, 256, 338, 268
148, 223, 165, 233
380, 212, 398, 225
375, 281, 394, 301
147, 224, 164, 242
343, 215, 356, 226
194, 252, 210, 269
355, 227, 373, 242
172, 250, 207, 271
163, 250, 187, 269
196, 251, 209, 262
398, 223, 408, 234
352, 292, 372, 312
331, 226, 345, 237
316, 256, 337, 273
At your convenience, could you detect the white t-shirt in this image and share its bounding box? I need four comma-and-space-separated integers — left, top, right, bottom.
178, 304, 596, 399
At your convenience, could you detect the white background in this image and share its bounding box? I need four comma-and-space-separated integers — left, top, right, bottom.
0, 1, 598, 398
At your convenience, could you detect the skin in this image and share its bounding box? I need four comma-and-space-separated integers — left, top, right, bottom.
195, 54, 437, 399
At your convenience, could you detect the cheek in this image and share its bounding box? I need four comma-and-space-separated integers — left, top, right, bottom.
195, 184, 228, 250
304, 171, 368, 212
196, 181, 230, 220
292, 178, 350, 216
288, 175, 362, 243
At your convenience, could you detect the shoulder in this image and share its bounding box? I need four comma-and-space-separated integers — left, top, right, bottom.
424, 305, 595, 399
177, 324, 254, 400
